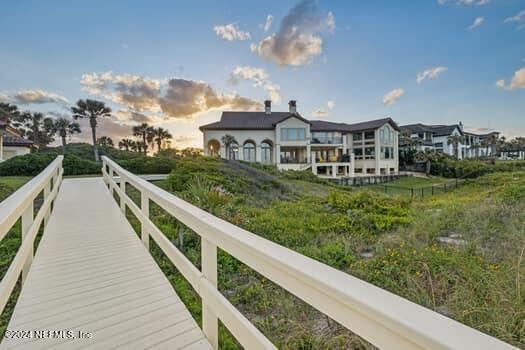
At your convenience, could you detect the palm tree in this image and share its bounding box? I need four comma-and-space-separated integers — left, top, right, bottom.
97, 136, 114, 148
13, 112, 55, 148
132, 123, 155, 154
447, 134, 465, 159
221, 134, 237, 160
153, 127, 172, 152
415, 150, 439, 175
118, 138, 134, 151
52, 117, 81, 153
0, 103, 20, 123
72, 99, 112, 161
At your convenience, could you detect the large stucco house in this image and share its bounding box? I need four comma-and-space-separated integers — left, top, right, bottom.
400, 122, 499, 160
0, 120, 32, 161
199, 100, 400, 178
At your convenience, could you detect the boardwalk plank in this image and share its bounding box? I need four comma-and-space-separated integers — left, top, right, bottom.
0, 178, 211, 350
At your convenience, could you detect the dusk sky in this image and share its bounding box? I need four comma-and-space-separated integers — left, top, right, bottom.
1, 0, 524, 148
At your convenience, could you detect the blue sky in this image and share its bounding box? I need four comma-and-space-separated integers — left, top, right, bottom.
1, 0, 524, 147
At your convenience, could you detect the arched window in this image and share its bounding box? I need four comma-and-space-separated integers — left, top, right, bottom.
207, 140, 220, 157
261, 141, 272, 163
243, 141, 256, 162
228, 142, 239, 160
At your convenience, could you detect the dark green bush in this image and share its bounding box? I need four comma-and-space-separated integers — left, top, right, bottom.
118, 157, 177, 174
0, 153, 100, 176
431, 157, 525, 178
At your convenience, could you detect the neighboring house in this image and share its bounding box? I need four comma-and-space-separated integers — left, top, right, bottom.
199, 100, 400, 178
0, 120, 33, 161
400, 122, 499, 159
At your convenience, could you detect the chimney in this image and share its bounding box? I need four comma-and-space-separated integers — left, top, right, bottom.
264, 100, 271, 115
288, 100, 297, 114
459, 121, 463, 131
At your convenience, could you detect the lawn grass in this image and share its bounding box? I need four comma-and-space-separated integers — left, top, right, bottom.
363, 175, 460, 198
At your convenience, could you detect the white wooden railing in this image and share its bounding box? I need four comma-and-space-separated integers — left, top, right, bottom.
0, 156, 63, 313
101, 156, 517, 350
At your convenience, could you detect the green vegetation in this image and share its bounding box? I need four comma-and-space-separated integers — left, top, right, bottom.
1, 157, 524, 348
137, 157, 524, 348
0, 143, 178, 176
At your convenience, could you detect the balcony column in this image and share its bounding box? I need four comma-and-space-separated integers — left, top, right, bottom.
350, 153, 355, 177
332, 165, 337, 178
220, 143, 226, 159
306, 144, 311, 164
276, 144, 281, 164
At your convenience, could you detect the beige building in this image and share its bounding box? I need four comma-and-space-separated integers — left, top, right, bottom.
200, 101, 399, 178
0, 121, 32, 161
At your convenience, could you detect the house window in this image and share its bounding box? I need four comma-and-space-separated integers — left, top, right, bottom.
354, 148, 363, 160
380, 147, 395, 160
353, 133, 363, 141
261, 142, 272, 163
243, 142, 256, 162
380, 126, 394, 145
280, 128, 306, 141
365, 147, 375, 160
355, 168, 363, 173
366, 168, 376, 174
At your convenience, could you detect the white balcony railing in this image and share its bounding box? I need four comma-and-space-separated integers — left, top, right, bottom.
102, 155, 517, 350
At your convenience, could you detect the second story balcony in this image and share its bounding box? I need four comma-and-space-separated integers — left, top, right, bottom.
311, 136, 344, 144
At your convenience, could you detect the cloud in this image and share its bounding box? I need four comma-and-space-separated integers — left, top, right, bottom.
250, 0, 335, 66
504, 10, 525, 24
80, 72, 161, 112
263, 15, 273, 32
7, 90, 69, 107
0, 92, 8, 102
81, 71, 261, 119
71, 117, 132, 144
230, 66, 282, 103
312, 100, 335, 117
383, 88, 405, 106
213, 23, 251, 41
114, 109, 158, 124
416, 66, 448, 84
438, 0, 489, 5
469, 16, 485, 29
496, 67, 525, 90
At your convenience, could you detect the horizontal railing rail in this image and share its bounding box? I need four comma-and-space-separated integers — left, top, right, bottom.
101, 156, 517, 350
0, 156, 63, 313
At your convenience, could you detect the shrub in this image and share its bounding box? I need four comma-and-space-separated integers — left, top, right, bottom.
117, 157, 177, 174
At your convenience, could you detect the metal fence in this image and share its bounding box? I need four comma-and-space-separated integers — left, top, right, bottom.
375, 178, 465, 199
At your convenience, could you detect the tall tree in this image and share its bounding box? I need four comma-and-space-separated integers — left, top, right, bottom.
415, 150, 439, 175
52, 117, 81, 153
72, 99, 112, 161
13, 112, 55, 148
97, 136, 114, 148
152, 127, 173, 152
447, 134, 465, 160
0, 103, 20, 123
132, 123, 155, 154
118, 138, 134, 151
221, 134, 237, 160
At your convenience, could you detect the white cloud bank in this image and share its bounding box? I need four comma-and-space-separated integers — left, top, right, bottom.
469, 16, 485, 29
230, 66, 281, 104
496, 67, 525, 90
250, 0, 335, 66
213, 23, 251, 41
312, 100, 335, 117
416, 66, 448, 84
383, 89, 405, 106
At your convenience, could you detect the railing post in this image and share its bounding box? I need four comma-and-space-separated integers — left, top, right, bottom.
109, 168, 115, 195
202, 238, 219, 349
141, 192, 150, 250
120, 177, 126, 213
21, 201, 34, 284
43, 179, 51, 227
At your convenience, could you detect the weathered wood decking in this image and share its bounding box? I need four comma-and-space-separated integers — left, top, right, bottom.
0, 178, 211, 350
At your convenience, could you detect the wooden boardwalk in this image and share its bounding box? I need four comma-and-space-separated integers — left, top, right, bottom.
0, 178, 212, 350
